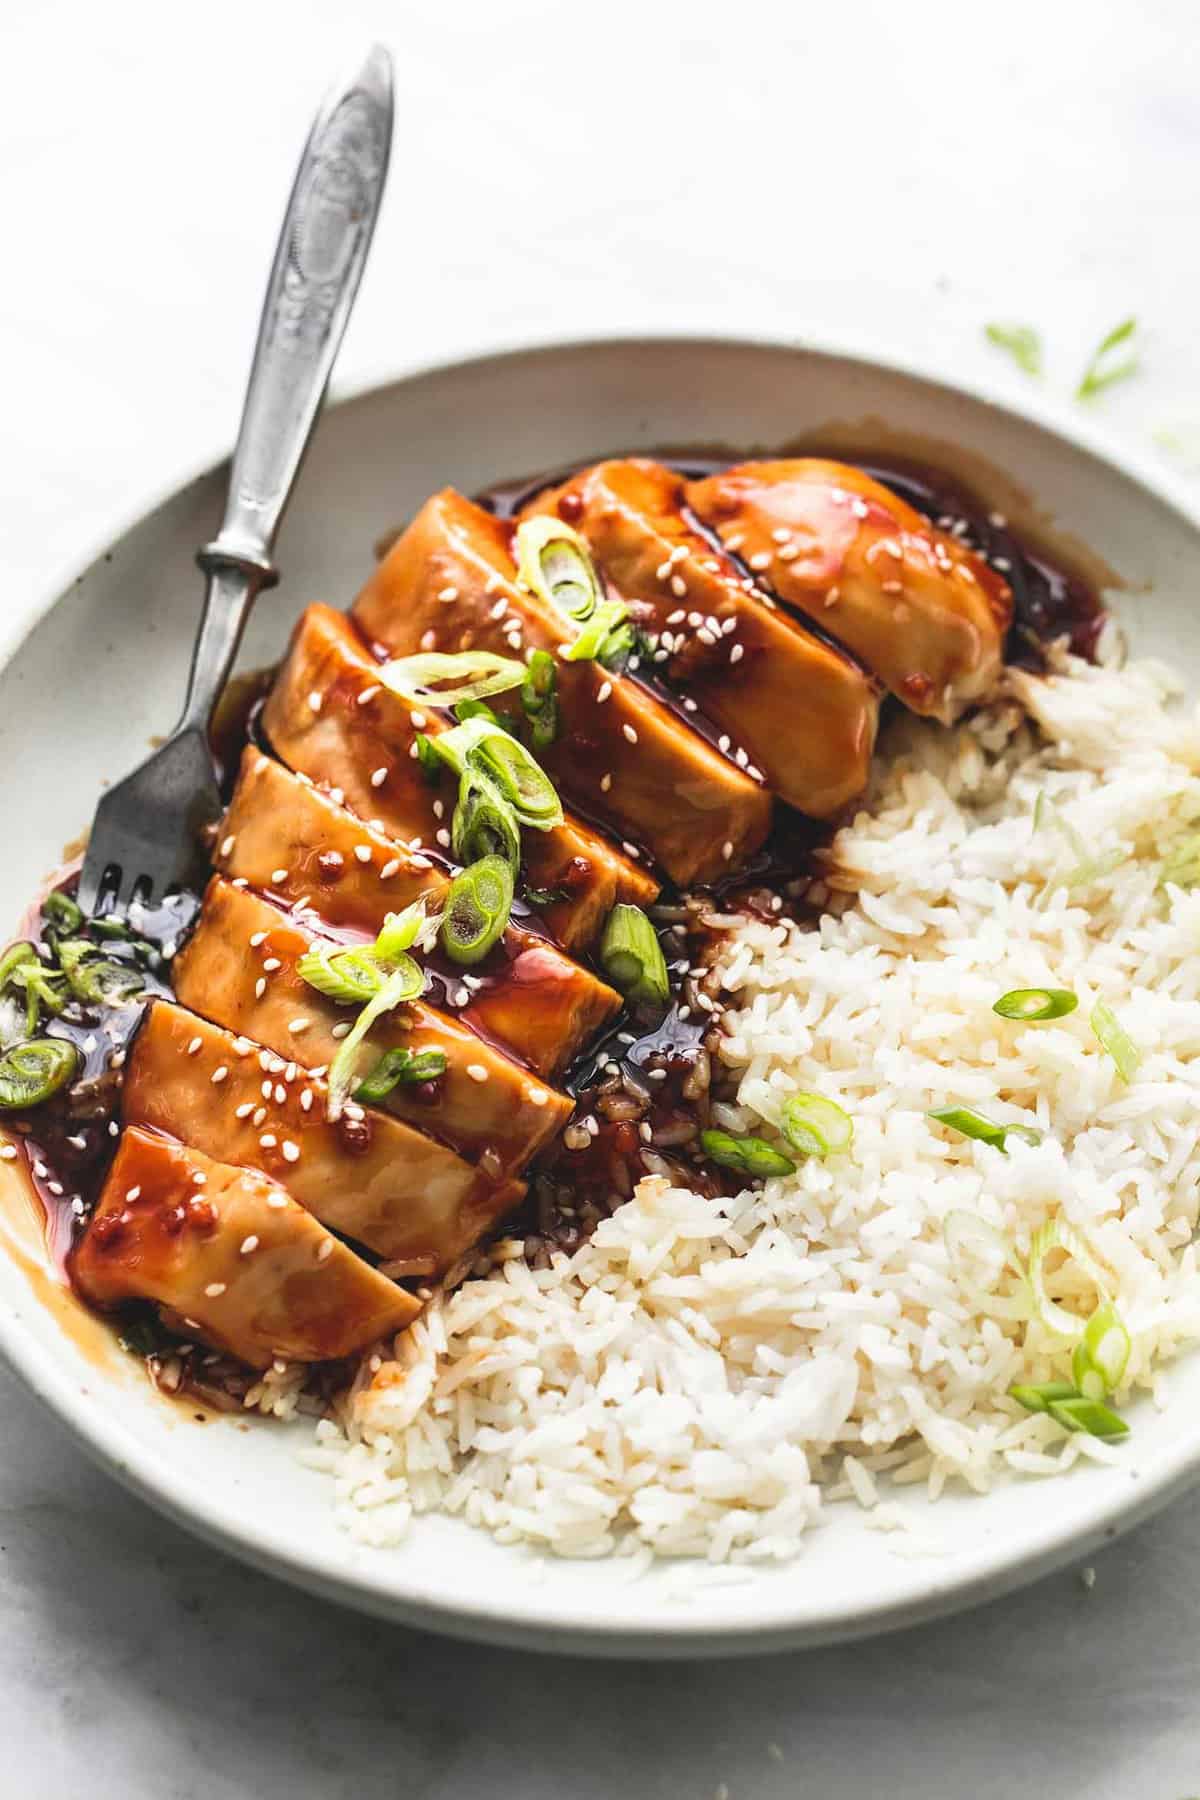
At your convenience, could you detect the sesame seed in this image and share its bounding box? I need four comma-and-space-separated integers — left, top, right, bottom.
252, 1107, 267, 1127
622, 724, 638, 744
254, 978, 267, 999
204, 1283, 227, 1298
186, 1036, 202, 1056
722, 841, 734, 860
219, 835, 235, 857
721, 616, 738, 635
597, 680, 612, 703
748, 551, 771, 571
308, 691, 323, 713
300, 1090, 314, 1112
111, 1049, 126, 1070
411, 854, 433, 870
330, 787, 344, 805
282, 1141, 300, 1163
437, 586, 458, 603
331, 1022, 352, 1039
777, 543, 798, 562
260, 1078, 273, 1099
288, 1018, 310, 1035
271, 868, 288, 884
355, 846, 372, 864
260, 1133, 277, 1149
667, 609, 685, 625
454, 987, 469, 1007
718, 734, 731, 753
730, 644, 744, 664
231, 877, 248, 889
108, 1121, 119, 1138
317, 1239, 334, 1263
250, 931, 267, 948
669, 574, 686, 600
240, 1236, 259, 1256
260, 958, 280, 973
622, 842, 641, 860
466, 1064, 489, 1083
267, 1192, 287, 1210
655, 560, 672, 580
357, 685, 380, 705
852, 498, 869, 519
192, 1172, 207, 1187
211, 1066, 228, 1085
235, 1102, 254, 1119
490, 597, 509, 619
697, 628, 717, 647
0, 1145, 16, 1161
274, 1084, 288, 1104
771, 526, 791, 544
600, 773, 612, 792
436, 828, 451, 847
380, 858, 401, 879
125, 1185, 141, 1201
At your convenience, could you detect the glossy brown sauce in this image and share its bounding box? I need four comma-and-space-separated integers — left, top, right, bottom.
4, 447, 1107, 1359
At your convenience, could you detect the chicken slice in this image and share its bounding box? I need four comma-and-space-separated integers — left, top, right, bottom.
73, 1126, 419, 1368
686, 459, 1012, 720
125, 1002, 523, 1276
525, 458, 880, 816
217, 748, 621, 1077
353, 490, 773, 885
262, 603, 657, 950
172, 878, 569, 1180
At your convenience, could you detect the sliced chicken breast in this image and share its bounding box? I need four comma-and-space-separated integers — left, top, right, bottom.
74, 1126, 419, 1368
262, 603, 657, 950
525, 458, 880, 815
353, 489, 773, 884
125, 1003, 523, 1276
172, 878, 570, 1179
687, 459, 1012, 720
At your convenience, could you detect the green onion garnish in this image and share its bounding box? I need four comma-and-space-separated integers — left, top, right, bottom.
1076, 316, 1139, 403
371, 900, 432, 964
451, 765, 522, 869
1071, 1302, 1131, 1400
354, 1045, 447, 1103
0, 1038, 79, 1109
0, 943, 38, 991
984, 322, 1043, 378
1090, 999, 1141, 1082
514, 517, 603, 622
993, 987, 1078, 1021
441, 855, 514, 966
700, 1128, 795, 1180
296, 945, 389, 1006
414, 733, 443, 785
453, 697, 502, 727
521, 649, 559, 751
928, 1105, 1042, 1153
780, 1092, 853, 1158
326, 961, 428, 1121
599, 904, 670, 1008
435, 716, 563, 831
1009, 1381, 1079, 1415
1046, 1395, 1130, 1439
41, 891, 83, 935
564, 596, 632, 664
1027, 1218, 1112, 1340
379, 650, 527, 707
56, 941, 143, 1007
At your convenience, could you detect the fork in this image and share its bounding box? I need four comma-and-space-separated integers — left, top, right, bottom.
77, 45, 394, 921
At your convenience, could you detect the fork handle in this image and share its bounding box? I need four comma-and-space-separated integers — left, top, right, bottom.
184, 45, 393, 730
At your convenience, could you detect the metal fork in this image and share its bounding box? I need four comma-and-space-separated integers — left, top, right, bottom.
77, 46, 394, 920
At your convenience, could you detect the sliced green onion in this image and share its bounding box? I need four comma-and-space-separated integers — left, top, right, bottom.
0, 1038, 79, 1109
514, 516, 603, 622
0, 943, 39, 992
521, 649, 559, 751
1027, 1218, 1111, 1341
599, 904, 670, 1008
451, 765, 521, 869
1090, 999, 1140, 1082
372, 900, 432, 964
326, 961, 427, 1122
780, 1092, 853, 1158
1158, 831, 1200, 891
1076, 316, 1139, 403
1071, 1301, 1131, 1400
1046, 1395, 1130, 1439
41, 891, 83, 935
1009, 1381, 1079, 1415
11, 960, 69, 1031
56, 941, 143, 1006
928, 1105, 1042, 1154
984, 322, 1043, 378
699, 1128, 795, 1180
564, 596, 631, 663
435, 716, 563, 831
414, 733, 443, 785
296, 944, 385, 1006
441, 855, 514, 966
453, 697, 502, 728
90, 914, 133, 941
354, 1045, 447, 1103
993, 987, 1078, 1021
379, 651, 527, 707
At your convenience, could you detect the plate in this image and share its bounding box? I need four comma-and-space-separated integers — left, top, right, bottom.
2, 334, 1199, 1658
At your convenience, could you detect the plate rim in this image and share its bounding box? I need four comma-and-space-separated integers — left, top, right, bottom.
6, 328, 1200, 1657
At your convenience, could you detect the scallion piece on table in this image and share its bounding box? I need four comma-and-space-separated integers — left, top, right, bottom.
993, 987, 1078, 1021
1046, 1395, 1130, 1439
441, 855, 514, 966
1008, 1381, 1079, 1415
599, 904, 670, 1008
780, 1092, 853, 1158
354, 1045, 447, 1103
514, 516, 603, 622
0, 1038, 79, 1110
1090, 999, 1141, 1082
699, 1128, 795, 1180
451, 765, 522, 869
521, 649, 559, 751
1076, 316, 1139, 403
927, 1105, 1042, 1153
378, 650, 527, 706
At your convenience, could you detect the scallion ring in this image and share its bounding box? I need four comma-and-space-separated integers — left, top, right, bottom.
372, 900, 433, 964
296, 945, 386, 1006
564, 597, 632, 664
354, 1045, 447, 1103
520, 649, 559, 751
993, 987, 1078, 1021
378, 651, 527, 707
435, 716, 563, 831
1071, 1301, 1131, 1399
55, 942, 144, 1007
780, 1092, 853, 1158
0, 1038, 79, 1109
514, 516, 603, 622
451, 765, 521, 869
441, 855, 514, 966
1027, 1217, 1112, 1341
41, 891, 83, 935
1008, 1381, 1079, 1415
928, 1105, 1042, 1153
699, 1128, 795, 1180
599, 904, 670, 1008
0, 943, 39, 992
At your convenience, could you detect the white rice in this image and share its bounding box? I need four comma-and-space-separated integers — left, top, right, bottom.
306, 651, 1200, 1562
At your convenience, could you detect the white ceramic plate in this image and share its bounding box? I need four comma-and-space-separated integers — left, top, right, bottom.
3, 335, 1200, 1658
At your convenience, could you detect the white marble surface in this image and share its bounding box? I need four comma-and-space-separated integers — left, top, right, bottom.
4, 1, 1200, 1793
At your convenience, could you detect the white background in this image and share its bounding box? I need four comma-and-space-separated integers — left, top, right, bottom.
4, 2, 1200, 1795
